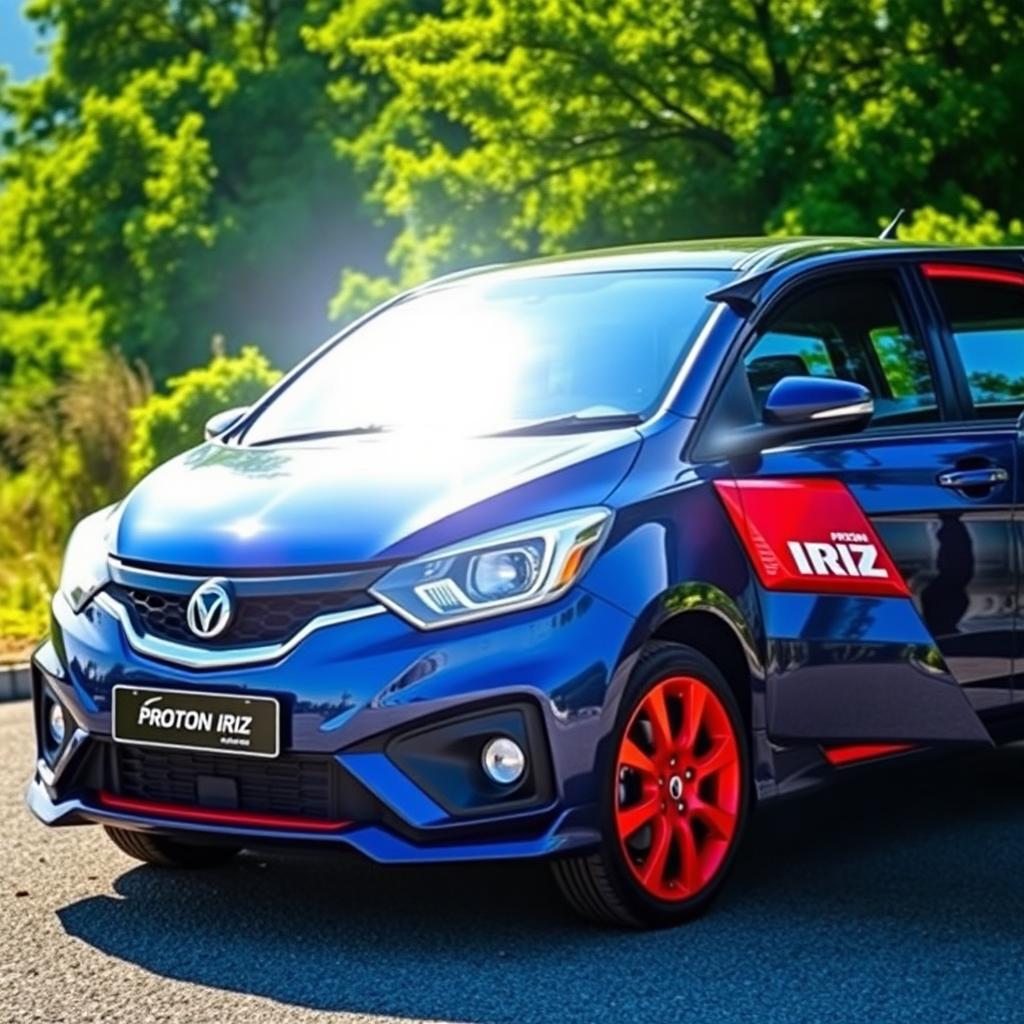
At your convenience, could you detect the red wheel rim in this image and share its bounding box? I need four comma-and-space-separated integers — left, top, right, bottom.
614, 675, 741, 902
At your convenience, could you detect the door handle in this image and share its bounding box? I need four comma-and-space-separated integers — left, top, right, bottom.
936, 467, 1009, 490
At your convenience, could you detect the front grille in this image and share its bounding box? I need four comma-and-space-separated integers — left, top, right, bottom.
108, 584, 372, 648
112, 744, 347, 820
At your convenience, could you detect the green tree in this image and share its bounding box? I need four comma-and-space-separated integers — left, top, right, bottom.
0, 297, 105, 435
310, 0, 1024, 316
128, 345, 280, 480
0, 0, 401, 378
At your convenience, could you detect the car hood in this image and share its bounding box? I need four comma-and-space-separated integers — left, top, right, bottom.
113, 430, 642, 571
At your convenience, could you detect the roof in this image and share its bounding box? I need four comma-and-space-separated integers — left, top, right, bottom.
515, 236, 907, 272
430, 236, 1024, 289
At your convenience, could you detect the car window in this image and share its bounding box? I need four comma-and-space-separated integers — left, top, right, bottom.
241, 270, 731, 443
746, 332, 836, 382
927, 273, 1024, 419
744, 277, 939, 426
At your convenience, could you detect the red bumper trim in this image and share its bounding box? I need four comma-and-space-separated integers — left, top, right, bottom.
822, 743, 916, 767
98, 791, 350, 833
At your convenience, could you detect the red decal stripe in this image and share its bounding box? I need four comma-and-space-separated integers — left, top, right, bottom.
715, 478, 910, 598
922, 263, 1024, 287
98, 791, 350, 833
822, 743, 916, 766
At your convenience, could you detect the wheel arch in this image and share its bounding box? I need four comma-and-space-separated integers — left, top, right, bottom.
646, 586, 763, 730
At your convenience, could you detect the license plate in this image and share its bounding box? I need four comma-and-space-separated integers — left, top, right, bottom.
112, 685, 280, 758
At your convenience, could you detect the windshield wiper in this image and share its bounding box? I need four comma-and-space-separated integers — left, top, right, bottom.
248, 425, 390, 447
487, 413, 644, 437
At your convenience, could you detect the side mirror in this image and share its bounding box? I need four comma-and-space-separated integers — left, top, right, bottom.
721, 376, 873, 457
763, 376, 874, 429
204, 406, 249, 441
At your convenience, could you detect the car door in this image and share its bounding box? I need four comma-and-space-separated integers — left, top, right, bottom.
921, 261, 1024, 709
733, 266, 1016, 726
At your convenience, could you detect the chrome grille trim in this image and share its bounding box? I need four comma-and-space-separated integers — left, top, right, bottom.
95, 591, 388, 670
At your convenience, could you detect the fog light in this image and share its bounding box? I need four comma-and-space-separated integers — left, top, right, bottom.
481, 736, 526, 785
47, 700, 66, 747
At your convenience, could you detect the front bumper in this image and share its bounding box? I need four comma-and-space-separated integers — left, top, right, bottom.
25, 776, 595, 863
28, 585, 638, 862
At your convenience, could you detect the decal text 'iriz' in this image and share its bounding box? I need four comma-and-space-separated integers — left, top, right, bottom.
787, 535, 888, 580
714, 478, 909, 597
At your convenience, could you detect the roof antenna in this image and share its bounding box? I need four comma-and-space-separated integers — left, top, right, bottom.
879, 208, 906, 240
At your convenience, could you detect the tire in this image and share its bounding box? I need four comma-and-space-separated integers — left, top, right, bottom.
103, 825, 241, 869
552, 642, 751, 928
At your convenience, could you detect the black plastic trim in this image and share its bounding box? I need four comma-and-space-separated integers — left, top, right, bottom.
382, 700, 555, 819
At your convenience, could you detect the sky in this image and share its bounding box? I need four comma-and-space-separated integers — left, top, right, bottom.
0, 0, 47, 83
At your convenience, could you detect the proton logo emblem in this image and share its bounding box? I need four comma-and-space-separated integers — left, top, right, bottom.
186, 579, 235, 639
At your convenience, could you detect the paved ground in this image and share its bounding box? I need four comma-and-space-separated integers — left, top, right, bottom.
4, 698, 1024, 1024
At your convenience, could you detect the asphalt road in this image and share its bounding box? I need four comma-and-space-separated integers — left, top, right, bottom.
5, 698, 1024, 1024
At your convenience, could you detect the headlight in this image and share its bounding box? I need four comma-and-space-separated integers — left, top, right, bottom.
58, 506, 115, 613
371, 507, 613, 628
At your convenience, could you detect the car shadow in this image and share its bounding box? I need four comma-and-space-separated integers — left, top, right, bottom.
58, 745, 1024, 1023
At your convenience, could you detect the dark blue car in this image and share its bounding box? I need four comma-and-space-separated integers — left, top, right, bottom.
28, 237, 1024, 927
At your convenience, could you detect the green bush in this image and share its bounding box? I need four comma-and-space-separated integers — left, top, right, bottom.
0, 348, 151, 661
0, 346, 280, 655
0, 554, 55, 662
0, 348, 151, 555
128, 346, 281, 481
0, 299, 106, 435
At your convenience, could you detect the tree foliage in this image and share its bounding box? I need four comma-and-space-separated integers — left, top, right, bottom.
5, 0, 1024, 342
0, 0, 398, 377
128, 346, 281, 480
310, 0, 1024, 308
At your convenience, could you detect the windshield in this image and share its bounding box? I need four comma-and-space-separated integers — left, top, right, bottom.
242, 269, 729, 444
